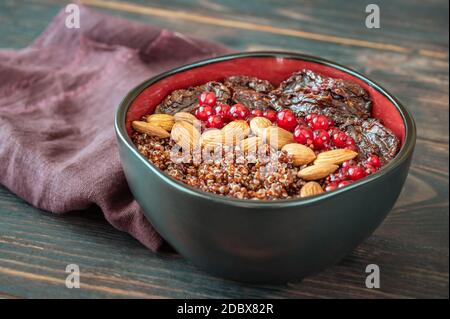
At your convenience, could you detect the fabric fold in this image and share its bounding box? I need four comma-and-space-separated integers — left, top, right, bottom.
0, 5, 231, 251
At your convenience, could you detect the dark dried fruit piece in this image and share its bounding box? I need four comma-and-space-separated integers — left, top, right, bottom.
232, 87, 271, 110
202, 81, 232, 102
268, 70, 372, 124
343, 119, 399, 163
155, 81, 231, 115
155, 86, 203, 115
224, 75, 274, 93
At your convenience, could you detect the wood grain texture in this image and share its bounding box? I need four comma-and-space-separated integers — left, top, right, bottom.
0, 0, 448, 298
81, 0, 449, 53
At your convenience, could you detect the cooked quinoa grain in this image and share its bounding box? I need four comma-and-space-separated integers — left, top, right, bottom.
132, 132, 307, 200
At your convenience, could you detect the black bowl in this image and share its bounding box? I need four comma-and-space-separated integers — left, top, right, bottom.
115, 52, 416, 283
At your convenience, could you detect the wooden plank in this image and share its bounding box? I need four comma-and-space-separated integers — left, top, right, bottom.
81, 0, 449, 56
0, 136, 447, 298
74, 0, 449, 144
1, 1, 447, 143
0, 182, 447, 299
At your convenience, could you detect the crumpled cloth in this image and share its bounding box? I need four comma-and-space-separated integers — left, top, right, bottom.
0, 6, 231, 251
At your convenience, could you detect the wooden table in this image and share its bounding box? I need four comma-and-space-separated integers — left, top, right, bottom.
0, 0, 448, 299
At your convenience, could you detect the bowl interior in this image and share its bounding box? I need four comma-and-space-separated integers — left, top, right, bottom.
125, 56, 405, 146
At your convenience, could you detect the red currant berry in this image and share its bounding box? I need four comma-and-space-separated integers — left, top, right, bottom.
198, 92, 216, 107
344, 136, 357, 151
313, 129, 330, 149
229, 103, 250, 120
262, 109, 277, 122
338, 180, 352, 188
206, 115, 225, 129
311, 115, 330, 130
328, 174, 341, 183
329, 127, 340, 135
328, 118, 335, 128
337, 169, 348, 181
214, 104, 231, 121
251, 109, 264, 117
346, 136, 356, 146
195, 105, 213, 121
325, 182, 339, 192
276, 109, 297, 131
347, 166, 367, 181
294, 125, 314, 145
342, 160, 356, 169
297, 117, 308, 127
367, 154, 381, 168
305, 113, 318, 124
331, 130, 348, 148
365, 164, 377, 175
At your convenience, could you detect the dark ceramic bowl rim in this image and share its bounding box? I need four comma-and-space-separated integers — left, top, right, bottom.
115, 51, 416, 208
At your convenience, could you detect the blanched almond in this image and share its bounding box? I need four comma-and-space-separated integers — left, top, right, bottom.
300, 182, 324, 197
174, 112, 201, 127
282, 143, 316, 166
146, 114, 175, 131
314, 149, 358, 165
240, 136, 263, 153
263, 126, 294, 149
222, 120, 250, 145
297, 163, 339, 181
171, 121, 200, 151
200, 129, 225, 150
132, 121, 170, 138
249, 117, 272, 136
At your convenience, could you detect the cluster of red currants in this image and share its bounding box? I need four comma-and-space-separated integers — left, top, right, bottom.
324, 155, 381, 191
194, 92, 383, 191
194, 92, 277, 129
272, 109, 382, 190
276, 111, 356, 151
195, 92, 357, 154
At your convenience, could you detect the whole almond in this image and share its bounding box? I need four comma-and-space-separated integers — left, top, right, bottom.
263, 126, 294, 149
222, 120, 250, 145
174, 112, 201, 127
300, 181, 324, 197
146, 114, 175, 132
297, 163, 338, 181
132, 121, 170, 138
249, 117, 272, 136
314, 149, 358, 165
282, 143, 316, 166
200, 129, 225, 150
171, 121, 200, 151
240, 136, 263, 153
